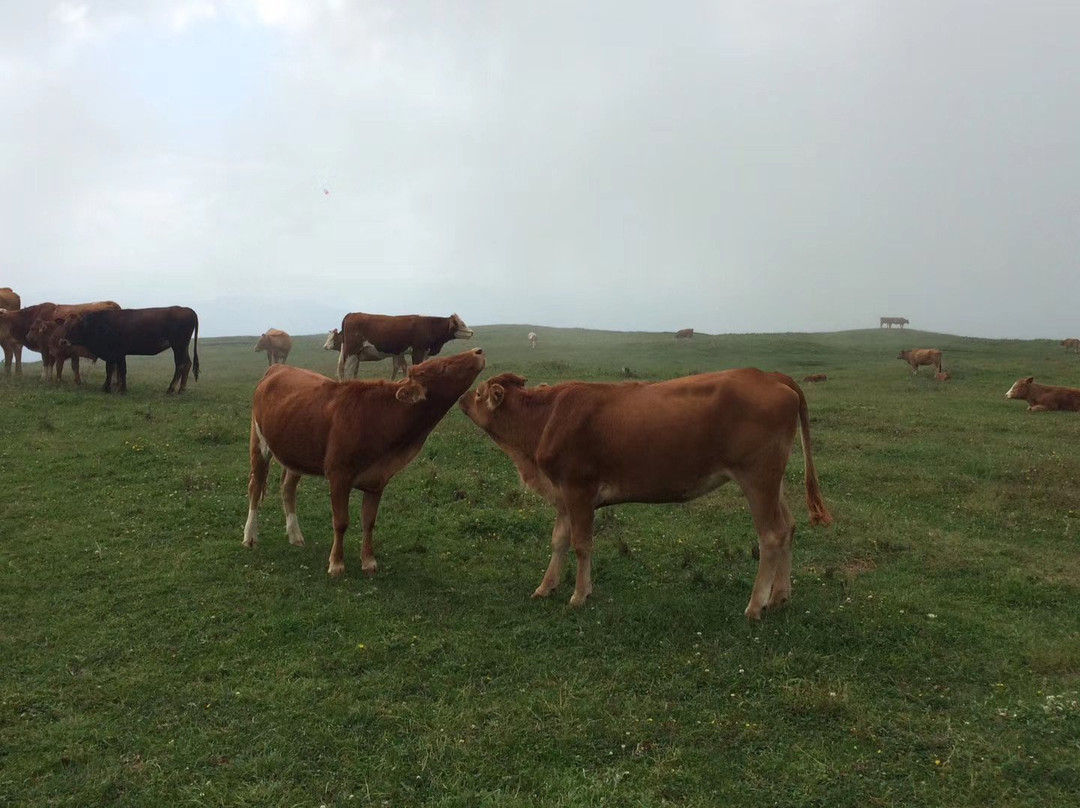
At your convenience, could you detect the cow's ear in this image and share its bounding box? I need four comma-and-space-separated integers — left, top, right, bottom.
487, 383, 505, 410
1025, 376, 1034, 383
396, 378, 427, 404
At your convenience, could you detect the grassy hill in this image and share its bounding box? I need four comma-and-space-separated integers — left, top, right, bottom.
1, 326, 1078, 806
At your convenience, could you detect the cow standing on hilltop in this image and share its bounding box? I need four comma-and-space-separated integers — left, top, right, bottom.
459, 368, 832, 620
336, 312, 473, 382
59, 306, 199, 394
880, 317, 909, 329
243, 349, 487, 577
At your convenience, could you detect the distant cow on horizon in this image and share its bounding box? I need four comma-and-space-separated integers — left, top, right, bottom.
675, 328, 694, 339
880, 317, 909, 329
528, 331, 538, 348
1062, 338, 1080, 353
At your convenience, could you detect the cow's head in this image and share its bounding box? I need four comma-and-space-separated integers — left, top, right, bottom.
55, 313, 86, 350
254, 333, 269, 352
896, 350, 910, 360
323, 329, 341, 352
395, 347, 486, 405
449, 313, 474, 340
1005, 376, 1035, 400
459, 372, 527, 429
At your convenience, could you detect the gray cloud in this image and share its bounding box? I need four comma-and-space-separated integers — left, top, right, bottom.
1, 1, 1078, 338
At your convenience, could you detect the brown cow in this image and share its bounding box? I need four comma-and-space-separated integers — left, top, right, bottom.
255, 329, 292, 365
897, 348, 942, 375
336, 312, 473, 381
675, 328, 694, 339
459, 368, 832, 619
1062, 338, 1080, 354
802, 373, 827, 383
243, 348, 487, 576
323, 328, 408, 379
1005, 377, 1080, 412
0, 301, 119, 380
27, 316, 98, 384
0, 287, 22, 376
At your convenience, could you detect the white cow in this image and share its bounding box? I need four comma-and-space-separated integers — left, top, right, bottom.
528, 331, 538, 348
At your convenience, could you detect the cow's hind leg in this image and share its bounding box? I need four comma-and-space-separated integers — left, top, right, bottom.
281, 469, 307, 546
243, 419, 273, 548
742, 471, 795, 620
360, 489, 383, 576
103, 360, 115, 393
533, 509, 570, 598
565, 491, 597, 607
167, 344, 190, 393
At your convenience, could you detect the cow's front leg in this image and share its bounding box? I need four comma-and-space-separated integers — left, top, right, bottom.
327, 477, 352, 576
566, 494, 596, 606
103, 360, 115, 393
533, 510, 570, 598
281, 470, 306, 546
360, 489, 383, 576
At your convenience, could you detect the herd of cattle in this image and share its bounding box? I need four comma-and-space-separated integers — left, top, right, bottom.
4, 286, 1080, 618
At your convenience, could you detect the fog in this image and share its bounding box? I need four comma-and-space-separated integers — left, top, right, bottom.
2, 1, 1078, 338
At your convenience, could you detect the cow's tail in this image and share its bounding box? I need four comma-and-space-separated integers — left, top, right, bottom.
192, 313, 200, 381
787, 379, 833, 527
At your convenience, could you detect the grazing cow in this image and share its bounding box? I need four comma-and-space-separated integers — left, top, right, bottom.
897, 348, 942, 375
935, 372, 951, 382
0, 301, 119, 379
675, 328, 694, 339
1005, 377, 1080, 412
59, 306, 199, 394
323, 328, 408, 379
254, 329, 292, 365
0, 287, 21, 376
802, 373, 827, 383
27, 317, 98, 384
243, 348, 487, 576
336, 312, 473, 382
528, 331, 538, 348
459, 368, 832, 619
1062, 338, 1080, 354
880, 317, 909, 329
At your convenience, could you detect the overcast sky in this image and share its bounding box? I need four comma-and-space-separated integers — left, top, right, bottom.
2, 1, 1078, 338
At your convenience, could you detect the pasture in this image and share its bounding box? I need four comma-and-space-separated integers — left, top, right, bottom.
2, 326, 1079, 807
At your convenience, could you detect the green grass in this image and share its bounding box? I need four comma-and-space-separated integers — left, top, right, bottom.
2, 327, 1079, 807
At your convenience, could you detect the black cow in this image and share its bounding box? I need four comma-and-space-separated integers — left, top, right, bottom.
59, 306, 200, 393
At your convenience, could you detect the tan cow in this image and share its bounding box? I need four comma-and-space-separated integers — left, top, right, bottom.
897, 348, 942, 375
0, 287, 22, 376
1005, 377, 1080, 412
323, 328, 408, 379
254, 328, 292, 365
336, 312, 473, 381
1062, 338, 1080, 354
802, 373, 827, 383
459, 368, 832, 619
675, 328, 694, 339
243, 348, 487, 577
27, 316, 97, 384
528, 331, 538, 348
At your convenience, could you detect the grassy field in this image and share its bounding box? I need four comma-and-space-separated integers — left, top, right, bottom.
2, 326, 1079, 807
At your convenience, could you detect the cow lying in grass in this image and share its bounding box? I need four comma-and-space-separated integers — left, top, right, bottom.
244, 349, 486, 577
1005, 377, 1080, 412
459, 368, 832, 620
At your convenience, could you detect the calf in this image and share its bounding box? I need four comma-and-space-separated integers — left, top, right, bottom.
243, 349, 486, 576
255, 329, 292, 365
935, 372, 951, 382
323, 328, 407, 379
59, 306, 199, 393
897, 348, 942, 375
802, 373, 827, 383
1005, 377, 1080, 412
459, 368, 832, 619
27, 317, 97, 384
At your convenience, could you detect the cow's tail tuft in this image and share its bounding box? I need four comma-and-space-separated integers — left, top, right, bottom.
192, 312, 200, 381
789, 378, 833, 526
